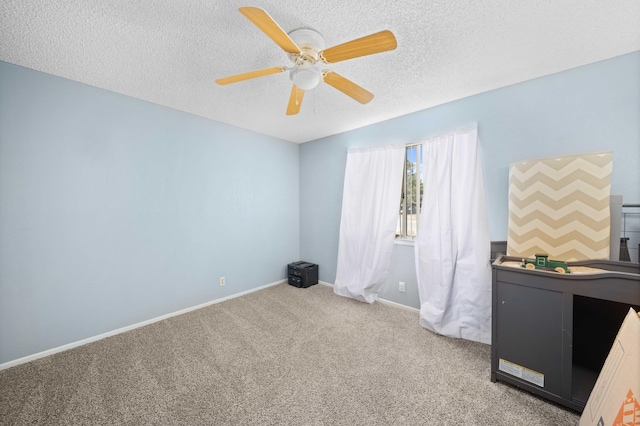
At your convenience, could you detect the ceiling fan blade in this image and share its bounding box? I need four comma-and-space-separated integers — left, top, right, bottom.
215, 67, 286, 85
323, 71, 374, 104
320, 30, 397, 63
286, 85, 304, 115
238, 7, 301, 55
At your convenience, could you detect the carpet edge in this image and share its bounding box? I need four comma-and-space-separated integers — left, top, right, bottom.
0, 279, 287, 371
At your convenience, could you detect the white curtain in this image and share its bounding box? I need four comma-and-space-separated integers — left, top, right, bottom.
414, 125, 492, 344
334, 145, 405, 303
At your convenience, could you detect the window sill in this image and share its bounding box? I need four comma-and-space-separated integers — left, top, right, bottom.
394, 238, 415, 246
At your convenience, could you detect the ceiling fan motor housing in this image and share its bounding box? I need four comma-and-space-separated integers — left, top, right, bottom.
288, 29, 325, 90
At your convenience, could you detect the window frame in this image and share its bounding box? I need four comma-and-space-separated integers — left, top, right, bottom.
396, 142, 423, 242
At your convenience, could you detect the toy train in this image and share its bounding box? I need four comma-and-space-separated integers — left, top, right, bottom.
521, 253, 571, 274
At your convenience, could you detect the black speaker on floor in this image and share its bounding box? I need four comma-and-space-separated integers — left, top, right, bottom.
287, 261, 318, 288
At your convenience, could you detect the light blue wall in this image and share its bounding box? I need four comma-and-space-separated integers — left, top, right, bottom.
0, 61, 300, 364
300, 51, 640, 309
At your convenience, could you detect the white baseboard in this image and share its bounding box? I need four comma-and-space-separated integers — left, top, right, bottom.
318, 280, 419, 314
377, 297, 420, 314
0, 279, 286, 371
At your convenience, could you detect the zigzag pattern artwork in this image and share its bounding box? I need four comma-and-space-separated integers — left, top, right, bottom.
507, 151, 612, 261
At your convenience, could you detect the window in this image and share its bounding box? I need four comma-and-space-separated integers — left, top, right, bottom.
396, 143, 424, 239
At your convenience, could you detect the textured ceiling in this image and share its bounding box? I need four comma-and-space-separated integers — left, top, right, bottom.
1, 1, 639, 143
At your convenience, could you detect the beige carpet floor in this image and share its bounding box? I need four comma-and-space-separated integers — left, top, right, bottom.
0, 283, 580, 425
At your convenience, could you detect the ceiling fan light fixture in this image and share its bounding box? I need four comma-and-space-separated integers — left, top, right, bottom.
290, 63, 321, 90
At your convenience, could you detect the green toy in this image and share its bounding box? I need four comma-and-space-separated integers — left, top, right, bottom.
521, 253, 571, 274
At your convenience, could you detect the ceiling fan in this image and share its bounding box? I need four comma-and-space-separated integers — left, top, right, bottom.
215, 7, 397, 115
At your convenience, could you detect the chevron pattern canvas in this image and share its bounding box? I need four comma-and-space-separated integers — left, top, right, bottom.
507, 151, 612, 261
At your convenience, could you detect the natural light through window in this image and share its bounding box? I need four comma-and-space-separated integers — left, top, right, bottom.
397, 143, 423, 240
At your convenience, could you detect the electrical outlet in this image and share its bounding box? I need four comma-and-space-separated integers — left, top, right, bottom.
220, 276, 225, 286
399, 281, 405, 292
